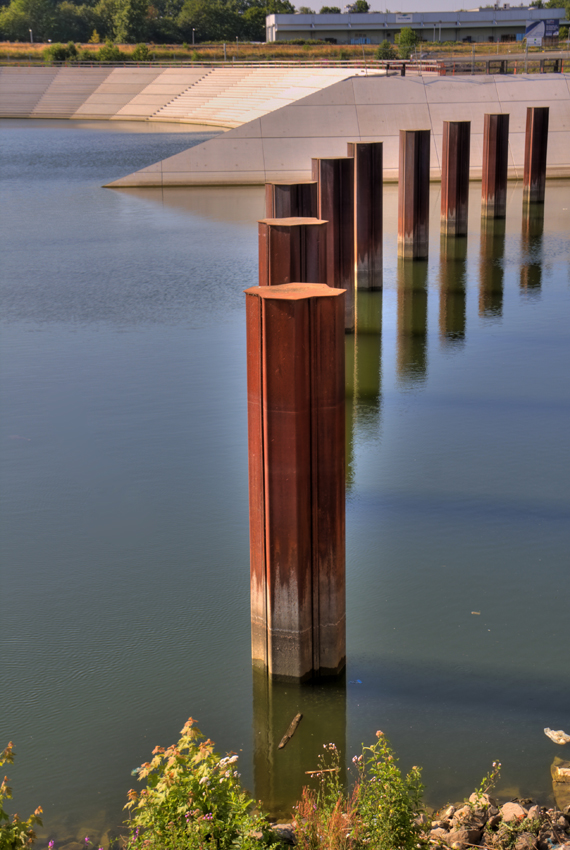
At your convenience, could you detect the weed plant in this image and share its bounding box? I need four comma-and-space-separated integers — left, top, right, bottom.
0, 742, 43, 849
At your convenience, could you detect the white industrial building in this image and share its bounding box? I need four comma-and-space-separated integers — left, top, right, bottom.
266, 6, 566, 44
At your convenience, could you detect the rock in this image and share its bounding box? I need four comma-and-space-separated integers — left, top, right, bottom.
513, 833, 537, 850
273, 823, 296, 845
445, 825, 483, 849
527, 805, 541, 822
501, 802, 527, 823
430, 827, 449, 841
416, 812, 431, 826
488, 814, 502, 829
453, 805, 473, 823
552, 759, 570, 784
443, 806, 456, 820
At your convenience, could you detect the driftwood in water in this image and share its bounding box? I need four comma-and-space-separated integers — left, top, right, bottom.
278, 713, 303, 749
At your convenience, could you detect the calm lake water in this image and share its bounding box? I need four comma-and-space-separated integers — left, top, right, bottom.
1, 119, 569, 845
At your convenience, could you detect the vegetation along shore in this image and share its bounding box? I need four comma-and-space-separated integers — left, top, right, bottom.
3, 722, 570, 850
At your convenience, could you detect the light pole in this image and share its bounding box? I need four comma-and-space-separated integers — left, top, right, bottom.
192, 27, 196, 44
29, 28, 33, 43
236, 35, 238, 58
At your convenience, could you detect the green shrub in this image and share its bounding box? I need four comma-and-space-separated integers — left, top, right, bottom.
376, 39, 396, 59
97, 40, 123, 61
0, 742, 43, 849
131, 42, 150, 60
43, 41, 78, 62
124, 718, 273, 849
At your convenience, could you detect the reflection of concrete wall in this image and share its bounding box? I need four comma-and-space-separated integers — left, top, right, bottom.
252, 667, 347, 819
107, 75, 570, 187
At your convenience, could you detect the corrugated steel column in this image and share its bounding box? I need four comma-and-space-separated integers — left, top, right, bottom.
311, 157, 355, 332
397, 129, 430, 260
265, 182, 318, 218
441, 120, 471, 237
523, 106, 549, 204
258, 217, 327, 287
481, 113, 509, 219
246, 282, 346, 681
347, 141, 383, 291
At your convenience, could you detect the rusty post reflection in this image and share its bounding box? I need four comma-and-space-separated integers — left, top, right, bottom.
398, 130, 430, 260
481, 114, 509, 219
246, 283, 346, 681
479, 217, 506, 318
252, 667, 347, 819
265, 182, 318, 219
258, 218, 327, 287
520, 202, 545, 293
396, 259, 428, 385
439, 236, 467, 346
523, 107, 549, 205
312, 157, 355, 331
441, 121, 470, 238
345, 291, 383, 489
347, 141, 383, 291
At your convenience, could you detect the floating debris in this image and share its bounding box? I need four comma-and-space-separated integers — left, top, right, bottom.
544, 728, 570, 745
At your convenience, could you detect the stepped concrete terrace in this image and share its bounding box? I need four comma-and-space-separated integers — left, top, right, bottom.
107, 73, 570, 187
0, 65, 374, 125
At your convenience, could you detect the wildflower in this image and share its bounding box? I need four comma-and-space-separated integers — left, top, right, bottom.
48, 843, 55, 849
199, 776, 210, 785
376, 730, 383, 737
85, 839, 90, 845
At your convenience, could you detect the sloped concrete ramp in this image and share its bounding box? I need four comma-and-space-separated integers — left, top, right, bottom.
108, 73, 570, 187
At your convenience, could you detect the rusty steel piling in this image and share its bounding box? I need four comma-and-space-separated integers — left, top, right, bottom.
523, 106, 549, 205
441, 121, 471, 237
481, 113, 509, 219
397, 129, 431, 260
246, 282, 346, 681
347, 141, 383, 290
311, 157, 355, 331
265, 182, 318, 219
258, 217, 327, 287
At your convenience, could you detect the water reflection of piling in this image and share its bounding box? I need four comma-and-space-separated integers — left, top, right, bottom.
441, 121, 470, 238
345, 291, 383, 487
481, 114, 509, 219
252, 668, 347, 818
396, 259, 428, 384
439, 236, 467, 346
258, 218, 327, 286
398, 130, 430, 260
523, 107, 549, 205
520, 202, 545, 293
479, 217, 506, 318
347, 141, 383, 291
312, 157, 355, 331
265, 182, 318, 219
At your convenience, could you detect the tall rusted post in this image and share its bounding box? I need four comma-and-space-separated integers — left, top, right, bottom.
441, 121, 471, 237
481, 113, 509, 218
258, 218, 327, 287
523, 106, 549, 204
246, 282, 346, 681
347, 141, 383, 290
397, 129, 430, 260
265, 182, 318, 219
311, 157, 355, 331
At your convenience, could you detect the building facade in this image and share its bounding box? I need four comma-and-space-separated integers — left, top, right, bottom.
266, 6, 566, 45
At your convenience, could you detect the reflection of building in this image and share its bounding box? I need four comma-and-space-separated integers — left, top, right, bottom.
253, 668, 347, 818
479, 218, 505, 319
266, 7, 565, 44
345, 291, 383, 486
520, 202, 545, 293
439, 236, 467, 346
396, 260, 428, 386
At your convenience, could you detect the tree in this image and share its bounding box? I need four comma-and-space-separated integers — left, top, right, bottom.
375, 37, 395, 59
396, 25, 418, 57
113, 0, 149, 42
319, 4, 340, 10
351, 0, 369, 10
53, 2, 101, 42
0, 0, 55, 40
298, 4, 312, 10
